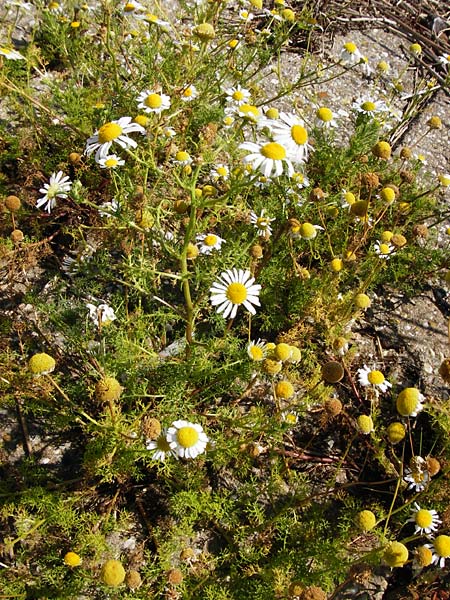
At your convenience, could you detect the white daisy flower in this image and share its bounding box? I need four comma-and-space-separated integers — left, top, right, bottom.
250, 209, 275, 237
353, 98, 387, 117
166, 420, 209, 459
247, 339, 266, 361
196, 233, 226, 254
210, 163, 229, 181
180, 84, 198, 102
315, 107, 338, 128
136, 89, 171, 114
425, 535, 450, 568
404, 457, 430, 492
281, 410, 298, 425
225, 103, 261, 122
141, 13, 171, 29
122, 1, 146, 15
85, 117, 145, 162
408, 503, 441, 536
0, 46, 25, 60
340, 41, 362, 65
160, 126, 176, 138
173, 150, 192, 166
37, 171, 72, 213
239, 9, 254, 21
98, 198, 120, 218
239, 140, 294, 178
270, 112, 311, 164
86, 302, 117, 327
374, 240, 394, 259
290, 171, 310, 189
98, 154, 125, 169
146, 430, 176, 461
438, 54, 450, 68
210, 268, 261, 319
357, 365, 392, 393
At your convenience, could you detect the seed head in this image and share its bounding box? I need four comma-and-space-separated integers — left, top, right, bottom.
324, 397, 342, 416
101, 559, 126, 587
400, 147, 412, 159
427, 116, 442, 130
125, 570, 142, 590
250, 244, 263, 259
321, 361, 344, 383
11, 229, 24, 243
372, 141, 391, 160
354, 293, 371, 309
28, 352, 56, 376
5, 195, 21, 211
383, 541, 408, 567
95, 377, 123, 402
391, 234, 407, 248
193, 23, 215, 41
387, 422, 406, 444
355, 510, 376, 532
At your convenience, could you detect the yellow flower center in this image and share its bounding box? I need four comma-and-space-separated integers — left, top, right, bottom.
284, 412, 297, 424
177, 426, 200, 448
232, 90, 245, 101
70, 21, 80, 27
361, 101, 376, 112
204, 234, 218, 246
344, 42, 357, 53
124, 2, 136, 11
239, 104, 260, 119
290, 125, 308, 145
98, 122, 123, 143
176, 151, 190, 162
134, 115, 149, 127
226, 282, 248, 304
183, 87, 193, 97
415, 509, 433, 528
344, 191, 356, 205
223, 116, 234, 126
228, 39, 239, 49
48, 1, 59, 8
146, 13, 159, 22
275, 381, 294, 399
104, 158, 119, 168
249, 346, 264, 361
379, 243, 390, 255
145, 93, 163, 109
261, 142, 286, 160
434, 535, 450, 558
216, 166, 228, 177
317, 107, 333, 122
299, 222, 316, 239
293, 172, 305, 184
368, 370, 385, 385
0, 47, 12, 55
256, 217, 269, 229
439, 174, 450, 187
415, 546, 433, 567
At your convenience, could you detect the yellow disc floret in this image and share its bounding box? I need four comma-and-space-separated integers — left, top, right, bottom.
356, 510, 376, 532
261, 142, 286, 160
95, 377, 123, 402
396, 388, 421, 417
387, 422, 406, 444
101, 559, 126, 587
415, 509, 433, 529
433, 535, 450, 559
177, 426, 200, 448
290, 125, 308, 145
368, 370, 384, 385
64, 551, 82, 567
226, 283, 248, 304
383, 541, 409, 568
275, 380, 294, 399
98, 123, 123, 144
317, 107, 333, 122
274, 343, 291, 361
28, 353, 56, 376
